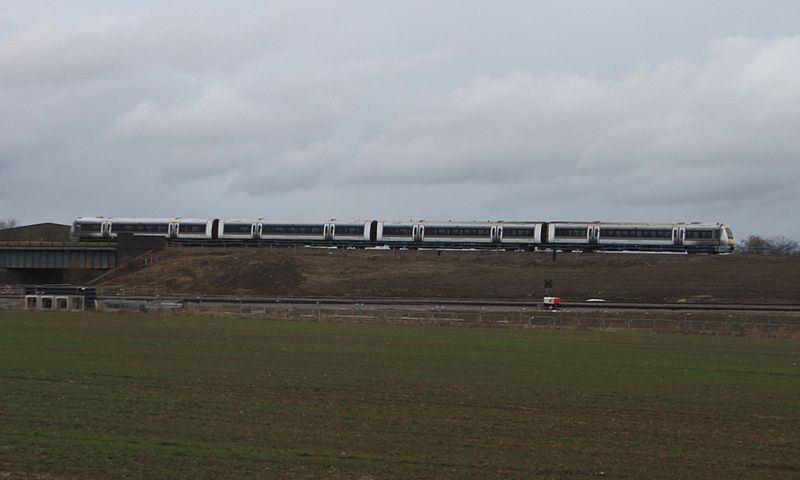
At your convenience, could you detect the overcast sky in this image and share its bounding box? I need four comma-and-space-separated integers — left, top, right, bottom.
2, 1, 799, 239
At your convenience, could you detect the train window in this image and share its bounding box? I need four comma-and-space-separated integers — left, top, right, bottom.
504, 228, 535, 238
224, 224, 252, 234
686, 230, 713, 239
79, 223, 102, 232
725, 227, 734, 239
140, 224, 168, 233
383, 226, 412, 236
600, 228, 671, 239
111, 223, 166, 233
181, 224, 205, 233
262, 225, 285, 234
425, 227, 490, 237
336, 225, 363, 235
112, 224, 135, 232
554, 227, 586, 238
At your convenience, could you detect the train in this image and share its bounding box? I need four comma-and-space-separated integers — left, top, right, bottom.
71, 216, 735, 253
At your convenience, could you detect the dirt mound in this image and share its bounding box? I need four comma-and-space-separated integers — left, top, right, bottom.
96, 247, 800, 304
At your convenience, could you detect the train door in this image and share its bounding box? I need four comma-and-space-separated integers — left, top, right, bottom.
250, 223, 257, 240
211, 219, 220, 239
412, 225, 423, 242
588, 226, 599, 245
168, 222, 178, 239
672, 227, 686, 246
324, 223, 334, 241
369, 221, 378, 242
491, 226, 503, 243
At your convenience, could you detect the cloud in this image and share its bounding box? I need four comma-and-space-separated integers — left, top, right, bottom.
0, 5, 298, 87
219, 36, 800, 210
113, 85, 260, 142
1, 0, 800, 240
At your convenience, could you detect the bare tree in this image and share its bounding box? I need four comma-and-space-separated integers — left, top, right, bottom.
738, 235, 800, 255
0, 218, 17, 229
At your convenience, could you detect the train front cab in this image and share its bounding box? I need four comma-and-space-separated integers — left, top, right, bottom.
720, 224, 735, 252
73, 217, 111, 240
677, 223, 733, 253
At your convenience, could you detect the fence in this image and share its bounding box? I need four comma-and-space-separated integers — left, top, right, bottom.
99, 300, 800, 339
3, 285, 799, 339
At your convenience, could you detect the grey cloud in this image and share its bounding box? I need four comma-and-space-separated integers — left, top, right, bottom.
3, 2, 800, 241
0, 5, 301, 87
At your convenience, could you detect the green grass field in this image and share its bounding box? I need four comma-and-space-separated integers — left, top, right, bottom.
1, 311, 799, 479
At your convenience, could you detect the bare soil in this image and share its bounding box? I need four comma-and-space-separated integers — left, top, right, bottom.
95, 247, 800, 304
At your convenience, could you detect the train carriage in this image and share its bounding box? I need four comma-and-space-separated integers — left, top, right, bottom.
595, 223, 676, 250
496, 222, 546, 246
330, 221, 373, 242
219, 218, 259, 240
107, 217, 172, 238
174, 218, 218, 240
259, 221, 330, 242
377, 222, 419, 244
679, 223, 735, 252
419, 221, 496, 244
72, 216, 110, 239
547, 222, 595, 248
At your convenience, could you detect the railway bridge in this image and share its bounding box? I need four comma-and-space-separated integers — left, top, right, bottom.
0, 234, 164, 283
0, 242, 118, 269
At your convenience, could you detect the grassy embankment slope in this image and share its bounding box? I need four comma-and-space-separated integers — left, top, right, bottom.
1, 311, 799, 479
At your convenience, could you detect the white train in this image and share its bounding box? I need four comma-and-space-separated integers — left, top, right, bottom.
71, 217, 735, 253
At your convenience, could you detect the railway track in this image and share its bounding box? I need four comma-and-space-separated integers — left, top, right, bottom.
97, 294, 800, 313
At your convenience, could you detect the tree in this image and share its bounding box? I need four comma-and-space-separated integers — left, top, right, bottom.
738, 235, 800, 255
0, 218, 17, 230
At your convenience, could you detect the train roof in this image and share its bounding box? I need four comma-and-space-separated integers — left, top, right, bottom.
550, 221, 723, 227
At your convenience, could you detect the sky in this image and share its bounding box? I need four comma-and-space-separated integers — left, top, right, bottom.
1, 0, 799, 240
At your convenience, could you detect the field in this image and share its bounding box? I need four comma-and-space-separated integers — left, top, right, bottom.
2, 311, 799, 479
